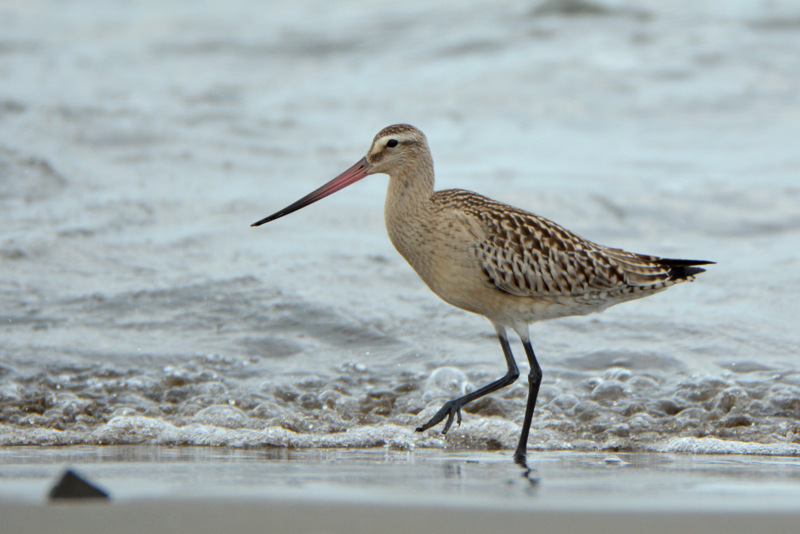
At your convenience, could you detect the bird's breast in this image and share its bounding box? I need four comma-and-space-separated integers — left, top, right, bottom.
384, 201, 493, 309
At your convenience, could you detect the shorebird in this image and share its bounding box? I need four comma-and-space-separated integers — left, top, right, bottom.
251, 124, 712, 469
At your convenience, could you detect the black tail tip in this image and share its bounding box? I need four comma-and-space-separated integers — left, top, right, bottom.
671, 266, 706, 279
659, 258, 714, 281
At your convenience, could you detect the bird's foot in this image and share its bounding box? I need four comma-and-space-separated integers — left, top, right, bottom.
415, 399, 463, 434
514, 448, 539, 484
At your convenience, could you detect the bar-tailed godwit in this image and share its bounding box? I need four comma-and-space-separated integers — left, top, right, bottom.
252, 124, 712, 469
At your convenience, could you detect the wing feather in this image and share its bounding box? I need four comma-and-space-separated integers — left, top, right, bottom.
433, 189, 689, 298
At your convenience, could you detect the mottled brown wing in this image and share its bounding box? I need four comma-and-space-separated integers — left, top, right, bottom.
440, 190, 675, 298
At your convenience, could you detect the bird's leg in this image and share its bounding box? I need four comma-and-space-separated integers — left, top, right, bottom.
416, 326, 520, 435
513, 337, 542, 469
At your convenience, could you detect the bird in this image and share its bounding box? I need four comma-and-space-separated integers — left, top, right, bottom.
251, 124, 712, 470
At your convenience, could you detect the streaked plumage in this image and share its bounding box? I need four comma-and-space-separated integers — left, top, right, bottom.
252, 123, 712, 472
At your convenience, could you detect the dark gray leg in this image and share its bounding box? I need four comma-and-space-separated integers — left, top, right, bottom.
513, 338, 542, 468
416, 328, 520, 434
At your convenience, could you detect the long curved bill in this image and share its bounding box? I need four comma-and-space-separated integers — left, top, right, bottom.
251, 157, 373, 227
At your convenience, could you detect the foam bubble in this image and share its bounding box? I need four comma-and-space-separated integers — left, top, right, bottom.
660, 437, 800, 456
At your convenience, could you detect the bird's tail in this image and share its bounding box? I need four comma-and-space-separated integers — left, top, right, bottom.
658, 258, 715, 281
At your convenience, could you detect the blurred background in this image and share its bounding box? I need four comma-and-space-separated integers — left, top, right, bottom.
1, 0, 799, 454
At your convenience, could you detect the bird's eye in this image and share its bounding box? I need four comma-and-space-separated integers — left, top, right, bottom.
386, 139, 398, 148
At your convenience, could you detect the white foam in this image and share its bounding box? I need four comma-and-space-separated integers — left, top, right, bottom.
659, 437, 800, 456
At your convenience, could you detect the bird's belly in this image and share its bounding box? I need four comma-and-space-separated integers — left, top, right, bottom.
406, 249, 576, 326
386, 212, 626, 327
436, 279, 589, 325
411, 250, 636, 327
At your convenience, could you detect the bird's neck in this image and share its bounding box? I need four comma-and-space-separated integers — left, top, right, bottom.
384, 157, 436, 216
383, 158, 437, 280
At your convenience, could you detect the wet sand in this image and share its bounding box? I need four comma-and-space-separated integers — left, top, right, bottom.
4, 501, 798, 534
2, 446, 800, 533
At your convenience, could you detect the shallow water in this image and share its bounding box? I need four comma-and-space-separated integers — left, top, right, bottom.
1, 0, 799, 456
3, 446, 800, 511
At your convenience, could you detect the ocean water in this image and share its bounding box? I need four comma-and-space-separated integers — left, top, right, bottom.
1, 0, 799, 457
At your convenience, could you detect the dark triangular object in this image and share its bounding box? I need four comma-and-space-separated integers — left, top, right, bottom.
657, 258, 715, 281
48, 469, 110, 501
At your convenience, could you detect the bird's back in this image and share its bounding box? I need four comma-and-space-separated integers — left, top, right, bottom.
429, 188, 710, 318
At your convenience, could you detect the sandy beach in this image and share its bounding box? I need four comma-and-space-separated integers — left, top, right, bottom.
4, 501, 798, 534
3, 446, 800, 533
